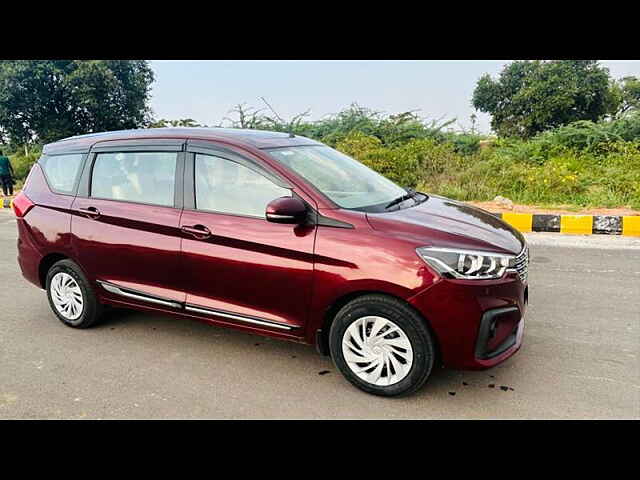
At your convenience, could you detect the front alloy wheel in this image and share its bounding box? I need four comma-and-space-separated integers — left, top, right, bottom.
329, 294, 435, 397
342, 316, 414, 386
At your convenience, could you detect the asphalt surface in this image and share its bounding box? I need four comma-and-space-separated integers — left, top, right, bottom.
0, 208, 638, 419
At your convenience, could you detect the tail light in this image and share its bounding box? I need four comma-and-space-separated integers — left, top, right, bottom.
12, 192, 34, 218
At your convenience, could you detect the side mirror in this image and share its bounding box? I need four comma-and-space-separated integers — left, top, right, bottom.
266, 197, 307, 224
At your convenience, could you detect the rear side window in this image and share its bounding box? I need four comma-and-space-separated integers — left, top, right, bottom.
40, 154, 84, 194
91, 152, 177, 207
195, 153, 289, 217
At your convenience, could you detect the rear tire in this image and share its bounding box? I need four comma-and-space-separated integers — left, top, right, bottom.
46, 259, 102, 328
329, 294, 435, 397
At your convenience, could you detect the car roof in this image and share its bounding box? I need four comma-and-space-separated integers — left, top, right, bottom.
42, 127, 321, 154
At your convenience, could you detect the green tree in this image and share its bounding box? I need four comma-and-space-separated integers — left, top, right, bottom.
0, 60, 154, 146
610, 76, 640, 118
472, 60, 617, 138
149, 118, 203, 128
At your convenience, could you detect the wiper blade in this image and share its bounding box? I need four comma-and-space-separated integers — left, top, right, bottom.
385, 189, 417, 209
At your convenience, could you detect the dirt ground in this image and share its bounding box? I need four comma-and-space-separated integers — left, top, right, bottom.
468, 201, 640, 216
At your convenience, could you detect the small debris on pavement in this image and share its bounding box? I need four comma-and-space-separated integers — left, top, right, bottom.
488, 384, 495, 388
448, 391, 456, 396
318, 370, 330, 375
500, 386, 509, 392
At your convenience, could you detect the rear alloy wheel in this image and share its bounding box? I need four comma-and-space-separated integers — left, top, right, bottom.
50, 272, 84, 321
46, 259, 103, 328
329, 294, 435, 397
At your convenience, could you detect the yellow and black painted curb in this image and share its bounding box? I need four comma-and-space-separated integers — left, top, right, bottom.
493, 212, 640, 236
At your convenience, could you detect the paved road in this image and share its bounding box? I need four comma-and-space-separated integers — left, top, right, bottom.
0, 208, 638, 419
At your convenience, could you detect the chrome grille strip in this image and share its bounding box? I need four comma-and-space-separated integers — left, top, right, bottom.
512, 246, 529, 283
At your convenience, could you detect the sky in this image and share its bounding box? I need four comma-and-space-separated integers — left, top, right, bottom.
148, 60, 640, 134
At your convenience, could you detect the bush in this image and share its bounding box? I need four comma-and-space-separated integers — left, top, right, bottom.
440, 132, 483, 155
9, 148, 41, 181
277, 106, 640, 210
335, 132, 419, 187
244, 102, 460, 149
329, 130, 639, 209
330, 124, 640, 209
533, 112, 640, 153
415, 146, 640, 209
335, 133, 464, 188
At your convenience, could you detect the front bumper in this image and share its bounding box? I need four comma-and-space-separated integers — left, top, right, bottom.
408, 272, 527, 370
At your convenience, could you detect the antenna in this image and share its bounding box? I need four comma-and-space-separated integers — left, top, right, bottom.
260, 97, 295, 137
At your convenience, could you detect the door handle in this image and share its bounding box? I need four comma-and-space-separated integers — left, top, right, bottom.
181, 224, 212, 239
77, 207, 101, 219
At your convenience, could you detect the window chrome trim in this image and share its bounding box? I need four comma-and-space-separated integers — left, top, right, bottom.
97, 281, 182, 309
90, 138, 186, 152
184, 304, 294, 331
265, 213, 296, 220
185, 205, 285, 221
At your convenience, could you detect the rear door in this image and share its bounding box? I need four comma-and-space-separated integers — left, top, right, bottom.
178, 142, 317, 334
70, 139, 187, 307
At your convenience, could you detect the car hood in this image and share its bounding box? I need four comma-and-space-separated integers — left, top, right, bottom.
366, 194, 525, 255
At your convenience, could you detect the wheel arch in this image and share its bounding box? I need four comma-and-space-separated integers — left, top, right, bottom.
315, 290, 443, 365
38, 252, 71, 288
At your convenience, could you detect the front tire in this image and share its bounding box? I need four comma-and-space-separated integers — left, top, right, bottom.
46, 259, 102, 328
329, 294, 435, 397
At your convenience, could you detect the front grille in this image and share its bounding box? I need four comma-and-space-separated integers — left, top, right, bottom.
513, 246, 529, 283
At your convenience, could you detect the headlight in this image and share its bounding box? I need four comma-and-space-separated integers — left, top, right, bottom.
416, 247, 516, 280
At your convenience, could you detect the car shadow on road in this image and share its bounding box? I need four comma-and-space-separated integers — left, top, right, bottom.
93, 306, 324, 360
93, 307, 518, 400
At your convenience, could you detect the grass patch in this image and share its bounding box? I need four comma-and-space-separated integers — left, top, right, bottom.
336, 132, 640, 210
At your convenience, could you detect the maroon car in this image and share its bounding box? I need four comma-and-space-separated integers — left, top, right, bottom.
14, 128, 528, 396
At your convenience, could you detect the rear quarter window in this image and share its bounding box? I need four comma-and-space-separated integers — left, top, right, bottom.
39, 154, 84, 194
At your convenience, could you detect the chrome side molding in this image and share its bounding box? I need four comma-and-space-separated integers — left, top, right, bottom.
184, 304, 294, 330
97, 281, 182, 309
97, 280, 295, 331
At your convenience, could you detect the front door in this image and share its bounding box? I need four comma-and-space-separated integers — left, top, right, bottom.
179, 149, 316, 334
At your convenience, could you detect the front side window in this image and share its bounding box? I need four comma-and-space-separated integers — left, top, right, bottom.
91, 152, 177, 207
266, 145, 406, 210
195, 153, 289, 217
40, 154, 84, 194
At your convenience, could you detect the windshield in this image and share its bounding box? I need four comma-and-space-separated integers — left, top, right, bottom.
266, 145, 407, 210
